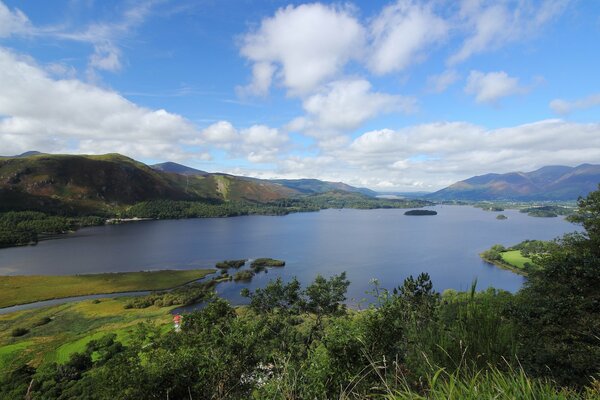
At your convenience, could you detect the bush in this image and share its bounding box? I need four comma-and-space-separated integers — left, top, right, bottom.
32, 317, 52, 327
11, 327, 29, 337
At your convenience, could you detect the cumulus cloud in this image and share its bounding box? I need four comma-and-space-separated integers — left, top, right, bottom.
290, 79, 417, 138
240, 3, 365, 95
465, 70, 526, 104
550, 93, 600, 115
449, 0, 570, 65
368, 0, 447, 75
322, 119, 600, 189
200, 121, 289, 163
211, 119, 600, 192
426, 70, 460, 93
0, 48, 198, 160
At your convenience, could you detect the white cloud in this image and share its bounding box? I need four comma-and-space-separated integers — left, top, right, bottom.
0, 1, 31, 37
368, 0, 447, 75
0, 48, 198, 160
245, 119, 600, 191
449, 0, 570, 65
89, 43, 122, 72
426, 70, 460, 93
200, 121, 288, 163
322, 119, 600, 189
550, 93, 600, 115
465, 70, 526, 104
1, 0, 159, 76
240, 3, 365, 95
291, 79, 416, 138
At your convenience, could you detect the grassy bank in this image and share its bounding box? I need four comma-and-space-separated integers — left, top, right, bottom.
0, 269, 215, 308
480, 250, 534, 275
0, 298, 174, 370
479, 241, 550, 275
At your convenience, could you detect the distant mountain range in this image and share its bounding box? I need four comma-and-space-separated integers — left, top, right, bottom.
428, 164, 600, 201
2, 152, 598, 208
151, 161, 377, 196
0, 153, 375, 213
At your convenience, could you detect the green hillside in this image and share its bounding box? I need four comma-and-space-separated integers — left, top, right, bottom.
0, 153, 297, 213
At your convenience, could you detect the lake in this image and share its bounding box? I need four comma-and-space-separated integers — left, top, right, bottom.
0, 206, 579, 305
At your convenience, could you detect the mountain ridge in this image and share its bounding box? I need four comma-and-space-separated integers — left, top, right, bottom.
0, 153, 375, 213
428, 164, 600, 201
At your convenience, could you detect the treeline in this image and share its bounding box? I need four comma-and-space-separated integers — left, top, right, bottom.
124, 281, 216, 309
0, 194, 429, 248
520, 205, 574, 218
0, 211, 104, 248
122, 195, 431, 220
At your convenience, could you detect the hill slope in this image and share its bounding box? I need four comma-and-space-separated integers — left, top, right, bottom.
271, 178, 377, 197
151, 162, 208, 176
152, 161, 377, 197
428, 164, 600, 201
0, 153, 298, 213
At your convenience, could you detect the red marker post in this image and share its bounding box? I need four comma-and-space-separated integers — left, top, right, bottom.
173, 314, 183, 332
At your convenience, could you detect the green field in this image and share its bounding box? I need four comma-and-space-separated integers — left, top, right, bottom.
500, 250, 531, 270
0, 269, 215, 308
0, 297, 175, 370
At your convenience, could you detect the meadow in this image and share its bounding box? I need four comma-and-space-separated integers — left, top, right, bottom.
0, 269, 214, 308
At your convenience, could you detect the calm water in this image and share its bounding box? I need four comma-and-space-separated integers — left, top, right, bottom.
0, 206, 579, 304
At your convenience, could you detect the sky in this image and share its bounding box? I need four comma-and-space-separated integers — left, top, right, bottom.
1, 0, 599, 191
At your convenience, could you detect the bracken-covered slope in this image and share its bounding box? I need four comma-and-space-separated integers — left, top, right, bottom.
152, 161, 377, 198
271, 178, 377, 197
428, 164, 600, 201
0, 153, 298, 213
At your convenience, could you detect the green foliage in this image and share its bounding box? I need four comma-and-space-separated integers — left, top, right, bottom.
233, 270, 255, 282
388, 365, 596, 399
243, 277, 302, 314
520, 205, 574, 218
251, 258, 286, 268
123, 281, 216, 309
404, 209, 437, 215
0, 211, 104, 248
215, 259, 247, 269
512, 187, 600, 387
569, 184, 600, 246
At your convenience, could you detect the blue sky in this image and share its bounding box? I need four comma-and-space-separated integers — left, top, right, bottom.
1, 0, 599, 190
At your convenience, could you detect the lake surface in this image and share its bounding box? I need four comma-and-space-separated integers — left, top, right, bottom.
0, 206, 579, 304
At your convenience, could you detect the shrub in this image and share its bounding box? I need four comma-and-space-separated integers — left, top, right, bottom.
11, 328, 29, 337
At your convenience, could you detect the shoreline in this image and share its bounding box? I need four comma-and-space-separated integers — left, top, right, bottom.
480, 254, 528, 276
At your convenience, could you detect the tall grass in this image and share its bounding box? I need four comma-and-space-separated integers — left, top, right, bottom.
387, 366, 597, 400
406, 281, 518, 375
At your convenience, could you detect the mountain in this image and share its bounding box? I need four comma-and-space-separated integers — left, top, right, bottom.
0, 150, 44, 158
0, 153, 297, 213
152, 161, 377, 197
428, 164, 600, 201
271, 178, 377, 197
151, 161, 208, 176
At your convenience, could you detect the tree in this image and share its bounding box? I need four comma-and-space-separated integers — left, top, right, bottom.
514, 187, 600, 387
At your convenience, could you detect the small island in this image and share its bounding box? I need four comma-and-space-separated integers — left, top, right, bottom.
404, 210, 438, 216
496, 214, 508, 220
215, 259, 247, 269
251, 258, 286, 268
